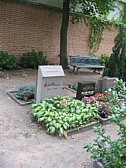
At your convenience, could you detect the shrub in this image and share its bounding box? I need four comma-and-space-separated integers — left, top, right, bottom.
84, 79, 126, 168
0, 51, 17, 70
19, 50, 48, 68
16, 86, 35, 101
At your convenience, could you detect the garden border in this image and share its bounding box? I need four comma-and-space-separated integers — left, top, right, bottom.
65, 86, 77, 93
98, 116, 112, 125
66, 121, 99, 136
7, 90, 35, 106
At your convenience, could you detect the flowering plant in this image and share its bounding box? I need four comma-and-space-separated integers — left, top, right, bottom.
82, 93, 112, 118
83, 80, 126, 168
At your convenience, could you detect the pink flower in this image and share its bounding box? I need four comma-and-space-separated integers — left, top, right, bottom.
90, 96, 96, 101
61, 99, 67, 106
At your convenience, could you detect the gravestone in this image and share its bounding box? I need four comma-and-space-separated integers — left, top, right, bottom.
97, 76, 118, 93
36, 65, 65, 103
76, 82, 96, 100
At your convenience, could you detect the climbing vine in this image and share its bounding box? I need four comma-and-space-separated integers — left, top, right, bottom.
89, 16, 124, 53
70, 0, 125, 54
89, 16, 111, 53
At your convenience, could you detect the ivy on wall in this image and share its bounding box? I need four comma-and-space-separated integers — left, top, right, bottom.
89, 16, 121, 53
70, 2, 125, 54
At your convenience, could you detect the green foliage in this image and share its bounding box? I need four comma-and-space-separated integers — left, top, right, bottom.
84, 79, 126, 168
32, 96, 98, 137
19, 50, 48, 69
16, 86, 35, 101
71, 0, 116, 16
99, 54, 110, 66
103, 4, 126, 80
60, 0, 116, 68
89, 17, 110, 52
0, 51, 17, 70
70, 0, 119, 53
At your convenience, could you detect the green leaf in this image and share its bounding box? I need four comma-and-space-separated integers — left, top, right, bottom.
59, 127, 64, 137
38, 117, 45, 122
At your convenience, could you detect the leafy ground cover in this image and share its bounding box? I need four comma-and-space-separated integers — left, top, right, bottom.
32, 96, 98, 137
32, 79, 126, 137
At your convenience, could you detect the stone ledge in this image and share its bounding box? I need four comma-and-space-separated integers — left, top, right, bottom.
98, 116, 112, 125
67, 121, 99, 137
7, 90, 34, 106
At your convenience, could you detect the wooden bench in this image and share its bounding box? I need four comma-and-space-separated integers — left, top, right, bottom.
69, 55, 105, 74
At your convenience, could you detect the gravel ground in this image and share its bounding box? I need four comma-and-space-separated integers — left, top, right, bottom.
0, 68, 119, 168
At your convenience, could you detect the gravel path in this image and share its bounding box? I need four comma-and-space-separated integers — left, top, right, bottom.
0, 68, 119, 168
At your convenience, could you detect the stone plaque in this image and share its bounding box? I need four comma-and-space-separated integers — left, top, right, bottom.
76, 82, 96, 100
36, 65, 65, 103
97, 76, 118, 93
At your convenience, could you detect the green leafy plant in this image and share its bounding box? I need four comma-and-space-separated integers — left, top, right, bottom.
0, 51, 17, 70
32, 96, 98, 137
19, 50, 48, 69
84, 125, 126, 168
84, 79, 126, 168
99, 54, 110, 66
16, 86, 35, 101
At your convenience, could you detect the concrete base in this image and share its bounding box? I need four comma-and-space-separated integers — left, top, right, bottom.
98, 116, 112, 125
67, 121, 99, 136
7, 91, 34, 106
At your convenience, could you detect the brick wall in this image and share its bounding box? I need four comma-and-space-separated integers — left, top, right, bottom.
0, 1, 118, 64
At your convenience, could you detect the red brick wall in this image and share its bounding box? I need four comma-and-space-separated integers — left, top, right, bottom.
0, 1, 118, 64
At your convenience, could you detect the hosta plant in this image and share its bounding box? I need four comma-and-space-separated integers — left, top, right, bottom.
32, 96, 98, 137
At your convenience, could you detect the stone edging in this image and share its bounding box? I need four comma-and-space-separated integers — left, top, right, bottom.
7, 90, 34, 106
66, 121, 99, 136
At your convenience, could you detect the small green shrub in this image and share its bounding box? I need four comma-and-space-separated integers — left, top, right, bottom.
16, 86, 35, 101
0, 51, 17, 70
19, 50, 48, 68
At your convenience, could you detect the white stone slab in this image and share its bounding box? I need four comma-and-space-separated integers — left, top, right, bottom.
36, 65, 65, 103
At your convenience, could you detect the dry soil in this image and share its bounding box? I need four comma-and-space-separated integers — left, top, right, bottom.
0, 68, 119, 168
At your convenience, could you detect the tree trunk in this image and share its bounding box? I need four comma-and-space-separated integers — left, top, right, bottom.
60, 0, 70, 69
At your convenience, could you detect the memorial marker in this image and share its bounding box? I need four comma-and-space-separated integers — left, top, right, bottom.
36, 65, 65, 103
